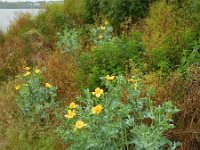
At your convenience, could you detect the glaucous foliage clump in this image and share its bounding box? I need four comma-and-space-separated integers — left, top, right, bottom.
15, 67, 57, 122
57, 75, 180, 150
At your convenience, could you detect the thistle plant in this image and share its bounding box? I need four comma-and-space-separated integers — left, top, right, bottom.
15, 67, 57, 122
56, 75, 180, 150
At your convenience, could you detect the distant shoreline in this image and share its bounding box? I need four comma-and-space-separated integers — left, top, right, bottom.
0, 8, 41, 9
0, 1, 62, 9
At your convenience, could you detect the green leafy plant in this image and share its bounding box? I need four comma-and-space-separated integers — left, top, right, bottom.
178, 40, 200, 76
15, 67, 57, 122
78, 26, 145, 90
85, 0, 149, 32
90, 20, 116, 45
57, 27, 79, 53
57, 75, 180, 150
148, 49, 171, 76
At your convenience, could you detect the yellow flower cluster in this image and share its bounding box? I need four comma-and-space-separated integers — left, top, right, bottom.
15, 67, 42, 91
65, 102, 77, 119
64, 101, 104, 130
92, 87, 104, 98
64, 102, 87, 129
97, 19, 109, 40
23, 67, 40, 76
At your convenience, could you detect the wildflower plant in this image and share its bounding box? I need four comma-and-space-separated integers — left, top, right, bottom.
91, 19, 118, 46
56, 27, 79, 53
15, 67, 57, 122
56, 75, 180, 150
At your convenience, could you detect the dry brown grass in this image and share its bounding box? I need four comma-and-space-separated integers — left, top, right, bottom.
7, 13, 33, 37
39, 50, 79, 102
170, 66, 200, 150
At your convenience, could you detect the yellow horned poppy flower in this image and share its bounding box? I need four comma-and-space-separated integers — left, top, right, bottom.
98, 34, 103, 39
25, 67, 30, 71
92, 104, 103, 115
69, 102, 77, 109
75, 120, 87, 129
104, 20, 108, 25
45, 83, 52, 88
24, 71, 31, 76
106, 75, 115, 80
35, 69, 40, 74
15, 85, 20, 90
92, 87, 103, 98
100, 26, 106, 31
64, 110, 76, 119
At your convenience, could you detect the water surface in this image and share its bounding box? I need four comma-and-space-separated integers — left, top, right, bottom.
0, 9, 40, 32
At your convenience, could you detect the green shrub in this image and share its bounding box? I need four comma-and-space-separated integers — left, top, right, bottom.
34, 3, 69, 45
15, 67, 57, 122
56, 27, 79, 53
78, 24, 145, 90
148, 49, 171, 76
64, 0, 87, 26
84, 0, 100, 23
90, 20, 115, 45
0, 30, 4, 45
85, 0, 149, 32
178, 40, 200, 76
7, 13, 34, 38
141, 0, 200, 73
57, 75, 180, 150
